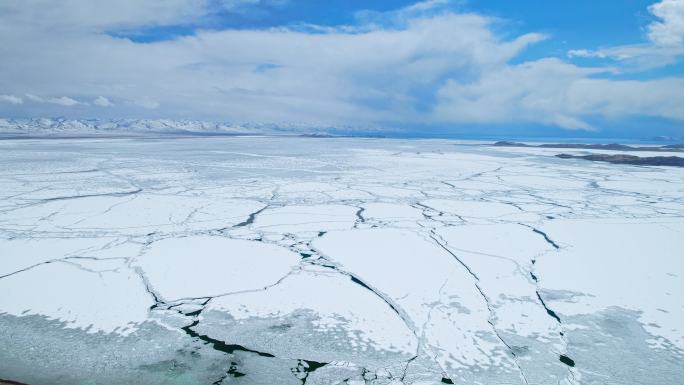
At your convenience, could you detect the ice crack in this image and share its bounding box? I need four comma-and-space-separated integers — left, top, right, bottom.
430, 232, 530, 385
232, 205, 268, 228
531, 228, 560, 249
36, 188, 143, 203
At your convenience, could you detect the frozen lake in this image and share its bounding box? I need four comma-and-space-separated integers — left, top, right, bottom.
1, 136, 683, 385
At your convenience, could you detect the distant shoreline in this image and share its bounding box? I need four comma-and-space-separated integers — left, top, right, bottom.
490, 140, 684, 152
2, 132, 683, 145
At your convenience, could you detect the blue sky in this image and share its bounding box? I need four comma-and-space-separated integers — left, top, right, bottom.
1, 0, 683, 139
120, 1, 652, 43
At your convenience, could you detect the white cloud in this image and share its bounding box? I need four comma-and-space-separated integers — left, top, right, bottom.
567, 44, 684, 70
0, 94, 23, 104
0, 1, 682, 130
216, 0, 289, 12
0, 0, 290, 35
648, 0, 684, 46
94, 96, 114, 107
25, 94, 44, 102
49, 96, 80, 106
24, 94, 81, 106
434, 59, 603, 129
1, 9, 545, 125
404, 0, 452, 13
567, 0, 684, 70
0, 0, 206, 32
434, 58, 684, 129
567, 77, 684, 121
567, 49, 606, 59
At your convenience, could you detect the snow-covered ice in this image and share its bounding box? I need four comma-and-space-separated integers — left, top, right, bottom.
0, 136, 682, 385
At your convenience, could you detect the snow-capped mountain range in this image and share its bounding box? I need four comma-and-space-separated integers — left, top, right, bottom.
0, 118, 273, 136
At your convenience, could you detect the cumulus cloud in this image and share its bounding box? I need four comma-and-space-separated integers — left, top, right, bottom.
24, 94, 45, 103
0, 0, 291, 35
434, 59, 603, 130
567, 0, 684, 69
0, 0, 682, 130
0, 6, 545, 126
648, 0, 684, 46
94, 96, 114, 107
49, 96, 81, 106
25, 94, 81, 106
568, 43, 684, 70
0, 94, 23, 104
0, 0, 205, 32
435, 58, 684, 129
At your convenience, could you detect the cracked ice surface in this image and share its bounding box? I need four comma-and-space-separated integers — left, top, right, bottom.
0, 137, 683, 385
134, 236, 301, 301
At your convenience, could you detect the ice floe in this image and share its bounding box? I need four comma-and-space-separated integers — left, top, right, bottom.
0, 136, 682, 384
